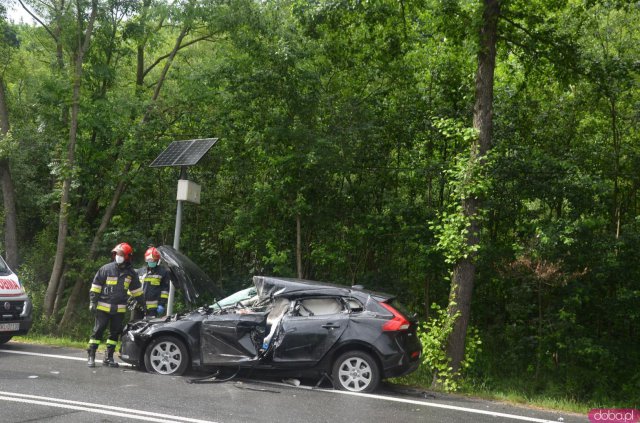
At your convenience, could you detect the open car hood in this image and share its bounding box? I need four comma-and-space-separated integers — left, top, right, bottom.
157, 245, 223, 306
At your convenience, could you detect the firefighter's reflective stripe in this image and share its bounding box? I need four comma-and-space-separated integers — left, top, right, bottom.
88, 339, 101, 346
117, 304, 127, 313
97, 302, 112, 312
124, 276, 132, 290
146, 300, 158, 309
106, 277, 118, 285
160, 290, 169, 300
145, 275, 162, 286
129, 287, 143, 297
90, 284, 102, 293
106, 339, 118, 346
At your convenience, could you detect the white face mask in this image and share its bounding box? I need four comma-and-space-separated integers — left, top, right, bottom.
115, 255, 125, 264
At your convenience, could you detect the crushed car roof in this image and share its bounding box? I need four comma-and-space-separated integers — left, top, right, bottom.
253, 276, 392, 301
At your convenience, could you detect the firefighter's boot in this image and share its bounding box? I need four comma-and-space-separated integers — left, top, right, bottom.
87, 347, 97, 368
103, 345, 119, 368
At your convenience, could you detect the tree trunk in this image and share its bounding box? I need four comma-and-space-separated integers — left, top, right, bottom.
444, 0, 499, 376
296, 214, 302, 278
424, 273, 431, 321
0, 159, 18, 269
152, 27, 188, 102
608, 95, 621, 239
58, 271, 86, 328
0, 77, 19, 269
52, 266, 67, 317
0, 78, 9, 134
44, 0, 99, 318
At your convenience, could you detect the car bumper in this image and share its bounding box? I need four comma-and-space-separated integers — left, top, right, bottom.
0, 318, 32, 336
0, 298, 33, 337
384, 352, 420, 378
119, 330, 146, 366
382, 352, 421, 378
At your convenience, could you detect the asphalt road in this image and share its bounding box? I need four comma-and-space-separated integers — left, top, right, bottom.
0, 341, 587, 423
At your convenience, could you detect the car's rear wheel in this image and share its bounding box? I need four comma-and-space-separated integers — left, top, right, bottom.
144, 336, 189, 376
0, 335, 12, 345
332, 350, 380, 393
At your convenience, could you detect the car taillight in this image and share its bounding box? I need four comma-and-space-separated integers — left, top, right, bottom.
380, 302, 411, 331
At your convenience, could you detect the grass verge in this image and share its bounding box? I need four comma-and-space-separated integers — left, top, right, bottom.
13, 334, 86, 349
458, 387, 591, 415
391, 373, 591, 415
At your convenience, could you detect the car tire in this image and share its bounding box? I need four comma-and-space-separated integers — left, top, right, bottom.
331, 350, 380, 393
144, 336, 189, 376
0, 335, 12, 345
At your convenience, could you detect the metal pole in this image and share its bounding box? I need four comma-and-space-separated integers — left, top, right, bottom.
167, 167, 187, 316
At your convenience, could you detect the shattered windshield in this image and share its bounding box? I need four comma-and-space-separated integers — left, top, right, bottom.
211, 287, 258, 310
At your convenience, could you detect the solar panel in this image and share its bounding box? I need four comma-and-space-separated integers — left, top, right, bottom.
149, 138, 218, 168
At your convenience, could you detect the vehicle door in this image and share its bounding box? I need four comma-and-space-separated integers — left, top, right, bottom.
200, 312, 265, 365
273, 297, 348, 364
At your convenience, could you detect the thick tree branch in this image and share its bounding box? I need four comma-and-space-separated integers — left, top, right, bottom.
16, 0, 57, 42
142, 34, 213, 79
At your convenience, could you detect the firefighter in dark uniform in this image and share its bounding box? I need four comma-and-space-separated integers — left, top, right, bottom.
132, 246, 170, 320
87, 242, 145, 367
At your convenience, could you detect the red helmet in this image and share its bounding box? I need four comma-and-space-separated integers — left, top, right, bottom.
144, 247, 161, 262
111, 242, 133, 260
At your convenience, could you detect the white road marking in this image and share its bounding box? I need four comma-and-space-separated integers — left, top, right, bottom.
0, 348, 133, 366
0, 391, 217, 423
256, 380, 564, 423
1, 346, 565, 423
319, 389, 560, 423
0, 348, 86, 361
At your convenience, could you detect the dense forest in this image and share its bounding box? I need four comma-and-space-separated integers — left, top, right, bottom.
1, 0, 638, 406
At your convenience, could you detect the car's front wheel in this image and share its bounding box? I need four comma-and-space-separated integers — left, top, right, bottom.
144, 336, 189, 376
332, 350, 380, 393
0, 335, 12, 345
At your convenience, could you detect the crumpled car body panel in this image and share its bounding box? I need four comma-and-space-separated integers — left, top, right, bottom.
201, 313, 265, 365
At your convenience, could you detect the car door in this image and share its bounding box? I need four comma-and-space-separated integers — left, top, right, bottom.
200, 313, 264, 365
273, 297, 348, 364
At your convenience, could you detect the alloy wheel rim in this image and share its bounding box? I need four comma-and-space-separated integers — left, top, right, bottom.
150, 341, 182, 374
337, 357, 372, 391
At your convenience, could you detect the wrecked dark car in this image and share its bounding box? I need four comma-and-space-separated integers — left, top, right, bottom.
120, 246, 422, 392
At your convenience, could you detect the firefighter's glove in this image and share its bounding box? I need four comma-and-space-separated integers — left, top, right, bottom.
89, 302, 97, 314
157, 304, 165, 315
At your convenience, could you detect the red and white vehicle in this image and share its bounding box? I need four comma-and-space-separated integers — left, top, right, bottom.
0, 255, 32, 344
